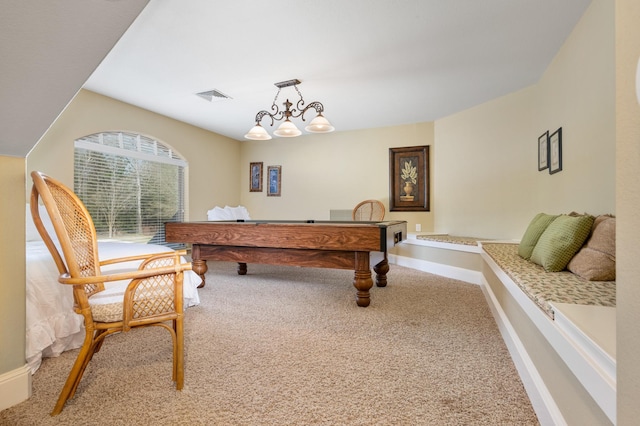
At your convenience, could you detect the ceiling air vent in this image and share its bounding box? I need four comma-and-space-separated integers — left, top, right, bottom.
196, 89, 232, 102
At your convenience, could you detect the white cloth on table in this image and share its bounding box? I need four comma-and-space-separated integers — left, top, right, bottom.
207, 205, 251, 221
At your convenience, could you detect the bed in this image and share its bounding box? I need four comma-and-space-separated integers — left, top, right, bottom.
25, 205, 201, 374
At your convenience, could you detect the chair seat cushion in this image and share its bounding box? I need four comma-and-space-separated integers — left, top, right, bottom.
88, 283, 126, 323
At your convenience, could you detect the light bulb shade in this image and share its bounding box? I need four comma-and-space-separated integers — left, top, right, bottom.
273, 120, 302, 137
244, 124, 272, 140
305, 114, 335, 133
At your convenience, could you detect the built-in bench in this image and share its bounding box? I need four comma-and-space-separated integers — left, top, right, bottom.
480, 241, 616, 425
390, 233, 489, 284
481, 242, 616, 319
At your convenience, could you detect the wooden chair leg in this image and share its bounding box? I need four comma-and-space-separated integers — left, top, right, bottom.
92, 329, 109, 354
175, 317, 184, 390
68, 339, 100, 399
51, 336, 94, 416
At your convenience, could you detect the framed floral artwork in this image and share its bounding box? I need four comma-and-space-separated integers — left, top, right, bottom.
249, 162, 263, 192
267, 165, 281, 196
389, 146, 429, 211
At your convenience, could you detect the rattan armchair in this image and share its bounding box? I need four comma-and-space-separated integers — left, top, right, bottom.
30, 171, 193, 416
352, 199, 385, 221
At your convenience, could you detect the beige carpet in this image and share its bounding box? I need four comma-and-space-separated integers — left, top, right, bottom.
1, 262, 538, 425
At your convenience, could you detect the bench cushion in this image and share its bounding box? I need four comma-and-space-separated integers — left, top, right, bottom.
416, 234, 486, 246
482, 242, 616, 319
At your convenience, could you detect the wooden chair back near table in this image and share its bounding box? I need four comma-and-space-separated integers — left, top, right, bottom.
30, 171, 192, 415
352, 199, 385, 221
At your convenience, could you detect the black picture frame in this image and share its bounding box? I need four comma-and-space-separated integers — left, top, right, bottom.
538, 131, 549, 171
549, 128, 562, 175
267, 165, 281, 196
249, 162, 263, 192
389, 145, 430, 212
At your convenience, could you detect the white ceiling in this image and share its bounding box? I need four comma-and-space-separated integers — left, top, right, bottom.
4, 0, 592, 154
84, 0, 592, 141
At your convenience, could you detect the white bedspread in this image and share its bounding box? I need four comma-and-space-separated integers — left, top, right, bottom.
26, 240, 201, 374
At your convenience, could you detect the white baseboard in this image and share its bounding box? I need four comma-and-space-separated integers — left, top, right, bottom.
0, 364, 31, 411
389, 253, 483, 285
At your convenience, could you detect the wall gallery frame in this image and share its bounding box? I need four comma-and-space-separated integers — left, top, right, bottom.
549, 127, 562, 175
389, 145, 430, 212
250, 162, 263, 192
538, 131, 549, 171
267, 165, 282, 196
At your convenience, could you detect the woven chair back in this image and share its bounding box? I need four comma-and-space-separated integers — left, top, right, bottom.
352, 199, 385, 221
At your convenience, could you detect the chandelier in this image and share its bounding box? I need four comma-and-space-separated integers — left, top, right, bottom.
244, 79, 334, 140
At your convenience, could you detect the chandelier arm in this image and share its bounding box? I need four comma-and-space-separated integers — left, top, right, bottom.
299, 101, 325, 121
255, 110, 276, 127
291, 98, 304, 118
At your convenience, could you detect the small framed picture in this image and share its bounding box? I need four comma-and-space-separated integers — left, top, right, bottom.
538, 131, 549, 171
267, 165, 281, 196
249, 162, 263, 192
549, 128, 562, 175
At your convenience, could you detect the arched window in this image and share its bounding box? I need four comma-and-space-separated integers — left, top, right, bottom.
74, 132, 187, 248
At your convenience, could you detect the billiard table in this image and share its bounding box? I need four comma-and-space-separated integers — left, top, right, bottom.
165, 220, 407, 307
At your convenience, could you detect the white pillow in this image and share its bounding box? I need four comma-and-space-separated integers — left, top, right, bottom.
207, 206, 232, 221
225, 205, 251, 220
207, 205, 251, 221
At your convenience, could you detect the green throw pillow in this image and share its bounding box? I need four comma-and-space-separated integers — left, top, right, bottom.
518, 213, 559, 260
530, 214, 595, 272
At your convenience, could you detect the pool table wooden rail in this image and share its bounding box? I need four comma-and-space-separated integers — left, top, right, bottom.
165, 220, 406, 307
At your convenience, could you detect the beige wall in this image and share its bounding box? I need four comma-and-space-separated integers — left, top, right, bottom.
0, 156, 26, 374
533, 0, 615, 213
435, 87, 536, 239
434, 0, 615, 240
616, 0, 640, 423
239, 123, 435, 232
27, 90, 241, 221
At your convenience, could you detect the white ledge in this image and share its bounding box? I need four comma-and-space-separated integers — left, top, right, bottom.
404, 233, 485, 253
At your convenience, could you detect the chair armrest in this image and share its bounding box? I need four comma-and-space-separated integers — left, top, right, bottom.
58, 261, 192, 286
99, 250, 187, 267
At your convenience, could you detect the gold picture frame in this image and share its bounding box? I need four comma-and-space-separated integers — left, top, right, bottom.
267, 165, 281, 196
250, 162, 263, 192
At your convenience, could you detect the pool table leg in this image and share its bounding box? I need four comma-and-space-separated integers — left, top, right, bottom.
237, 262, 247, 275
373, 256, 389, 287
353, 252, 373, 307
192, 259, 208, 288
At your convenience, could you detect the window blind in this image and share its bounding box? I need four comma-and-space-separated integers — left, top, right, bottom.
74, 132, 187, 248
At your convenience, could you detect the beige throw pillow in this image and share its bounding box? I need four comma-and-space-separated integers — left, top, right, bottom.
567, 215, 616, 281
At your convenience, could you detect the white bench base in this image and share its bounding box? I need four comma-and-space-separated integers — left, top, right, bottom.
480, 245, 615, 425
